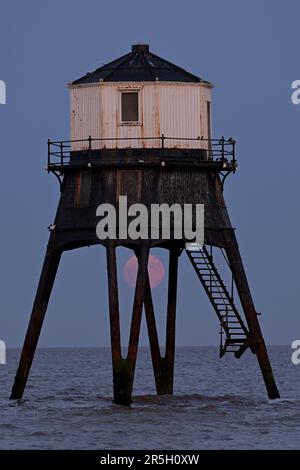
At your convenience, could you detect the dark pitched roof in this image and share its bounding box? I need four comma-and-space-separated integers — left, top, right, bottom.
71, 44, 210, 85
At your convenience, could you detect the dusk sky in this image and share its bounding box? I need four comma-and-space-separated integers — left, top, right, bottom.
0, 0, 299, 347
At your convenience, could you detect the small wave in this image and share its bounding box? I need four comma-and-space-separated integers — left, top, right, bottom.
268, 397, 299, 405
0, 423, 18, 430
29, 431, 48, 437
8, 399, 32, 408
35, 395, 57, 401
130, 393, 259, 411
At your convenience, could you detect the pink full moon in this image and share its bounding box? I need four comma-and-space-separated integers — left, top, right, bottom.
123, 255, 165, 289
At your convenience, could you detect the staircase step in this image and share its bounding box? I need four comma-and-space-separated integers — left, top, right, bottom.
219, 316, 236, 319
217, 308, 235, 313
195, 266, 212, 270
205, 281, 227, 288
226, 339, 246, 344
228, 333, 247, 336
223, 326, 244, 330
210, 292, 227, 295
225, 328, 245, 332
225, 327, 245, 330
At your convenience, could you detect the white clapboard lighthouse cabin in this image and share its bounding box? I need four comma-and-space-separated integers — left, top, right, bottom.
69, 44, 213, 151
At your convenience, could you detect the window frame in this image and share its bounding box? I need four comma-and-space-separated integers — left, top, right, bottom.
119, 88, 142, 126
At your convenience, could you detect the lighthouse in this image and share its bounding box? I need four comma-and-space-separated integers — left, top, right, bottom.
11, 44, 280, 405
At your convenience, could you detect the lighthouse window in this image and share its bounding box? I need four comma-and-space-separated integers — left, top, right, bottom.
121, 91, 139, 123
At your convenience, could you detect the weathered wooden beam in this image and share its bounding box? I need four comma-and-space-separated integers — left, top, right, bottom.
223, 231, 280, 399
144, 248, 179, 395
106, 244, 122, 402
127, 244, 150, 364
107, 244, 150, 406
144, 276, 163, 393
10, 246, 62, 399
163, 248, 179, 393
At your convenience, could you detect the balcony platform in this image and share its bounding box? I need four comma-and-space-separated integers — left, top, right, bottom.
47, 136, 237, 174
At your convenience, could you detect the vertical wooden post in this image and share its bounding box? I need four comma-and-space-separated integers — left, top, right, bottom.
144, 248, 179, 395
163, 248, 179, 393
107, 244, 150, 406
224, 232, 280, 399
106, 244, 123, 402
10, 247, 62, 399
126, 244, 150, 392
144, 276, 163, 392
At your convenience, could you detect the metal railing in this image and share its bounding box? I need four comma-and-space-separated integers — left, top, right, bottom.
47, 135, 236, 170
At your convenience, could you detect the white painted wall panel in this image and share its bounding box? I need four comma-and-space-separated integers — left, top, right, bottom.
70, 86, 101, 151
70, 82, 211, 150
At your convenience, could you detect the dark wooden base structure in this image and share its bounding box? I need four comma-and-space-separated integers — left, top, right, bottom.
10, 147, 280, 404
106, 244, 179, 405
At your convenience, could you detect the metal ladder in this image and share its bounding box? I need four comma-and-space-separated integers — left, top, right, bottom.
186, 245, 250, 358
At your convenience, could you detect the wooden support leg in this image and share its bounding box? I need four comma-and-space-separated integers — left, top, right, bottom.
224, 232, 280, 399
144, 249, 179, 395
10, 247, 62, 399
162, 249, 179, 393
107, 244, 150, 406
144, 277, 163, 393
106, 245, 123, 403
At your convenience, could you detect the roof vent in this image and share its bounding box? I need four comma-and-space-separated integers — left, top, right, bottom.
132, 44, 149, 53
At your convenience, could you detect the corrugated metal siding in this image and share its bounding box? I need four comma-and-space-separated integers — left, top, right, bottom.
159, 84, 205, 149
202, 86, 212, 148
70, 86, 101, 151
70, 82, 211, 150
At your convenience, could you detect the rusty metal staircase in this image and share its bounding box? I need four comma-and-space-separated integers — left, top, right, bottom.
186, 245, 250, 358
